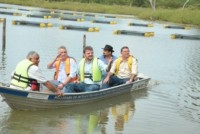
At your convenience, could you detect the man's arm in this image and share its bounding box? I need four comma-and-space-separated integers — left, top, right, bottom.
43, 81, 63, 96
103, 71, 114, 84
47, 53, 61, 69
127, 57, 138, 83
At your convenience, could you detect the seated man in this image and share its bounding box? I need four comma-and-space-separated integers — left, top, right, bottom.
10, 51, 63, 96
47, 46, 78, 91
64, 46, 112, 93
98, 44, 117, 79
103, 46, 138, 88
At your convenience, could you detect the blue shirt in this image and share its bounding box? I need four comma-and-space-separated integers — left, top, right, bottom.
98, 55, 117, 77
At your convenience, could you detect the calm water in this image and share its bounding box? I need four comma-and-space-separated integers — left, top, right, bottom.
0, 3, 200, 134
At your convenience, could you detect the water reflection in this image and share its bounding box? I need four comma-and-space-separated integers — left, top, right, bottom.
0, 92, 139, 134
112, 102, 135, 133
0, 50, 7, 82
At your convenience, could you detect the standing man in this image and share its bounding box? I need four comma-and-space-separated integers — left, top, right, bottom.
10, 51, 63, 96
98, 44, 117, 78
47, 46, 78, 90
103, 46, 138, 87
64, 46, 112, 93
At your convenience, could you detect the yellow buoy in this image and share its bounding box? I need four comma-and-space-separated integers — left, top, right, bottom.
88, 28, 95, 32
149, 32, 155, 36
184, 26, 191, 30
113, 30, 120, 34
110, 21, 117, 25
44, 16, 48, 19
171, 34, 176, 39
48, 16, 52, 19
12, 20, 16, 25
113, 21, 117, 24
59, 26, 64, 30
164, 24, 169, 28
94, 27, 100, 32
13, 13, 22, 16
0, 18, 5, 22
81, 18, 84, 22
148, 23, 154, 27
144, 32, 152, 37
40, 23, 46, 28
110, 21, 114, 25
77, 19, 81, 22
47, 23, 53, 27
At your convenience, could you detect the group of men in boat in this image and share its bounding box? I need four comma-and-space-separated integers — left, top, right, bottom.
9, 45, 138, 96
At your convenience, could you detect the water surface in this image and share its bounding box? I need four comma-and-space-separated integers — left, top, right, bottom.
0, 3, 200, 134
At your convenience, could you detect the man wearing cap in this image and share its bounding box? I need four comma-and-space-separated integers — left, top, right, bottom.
99, 45, 117, 79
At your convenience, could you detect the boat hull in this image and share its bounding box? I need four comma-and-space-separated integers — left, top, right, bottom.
0, 78, 150, 110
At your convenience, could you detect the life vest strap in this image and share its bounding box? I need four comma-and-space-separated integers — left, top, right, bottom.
84, 73, 93, 80
12, 73, 39, 86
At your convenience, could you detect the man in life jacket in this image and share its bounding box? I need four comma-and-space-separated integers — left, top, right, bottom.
47, 46, 78, 91
64, 46, 112, 93
98, 44, 117, 79
103, 46, 138, 88
10, 51, 63, 96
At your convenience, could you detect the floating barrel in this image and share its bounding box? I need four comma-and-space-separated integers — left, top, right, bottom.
84, 14, 96, 17
0, 11, 22, 16
12, 20, 53, 28
73, 13, 83, 16
18, 8, 30, 11
104, 15, 116, 18
59, 25, 99, 32
128, 22, 153, 27
63, 12, 74, 15
91, 20, 117, 25
40, 10, 51, 13
171, 34, 200, 40
26, 14, 52, 19
59, 17, 84, 22
113, 30, 154, 37
0, 6, 7, 9
164, 25, 190, 30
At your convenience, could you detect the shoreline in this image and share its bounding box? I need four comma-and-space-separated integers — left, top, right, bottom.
0, 1, 199, 27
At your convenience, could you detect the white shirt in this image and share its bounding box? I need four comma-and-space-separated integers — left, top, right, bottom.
110, 57, 138, 79
56, 59, 78, 83
78, 59, 107, 85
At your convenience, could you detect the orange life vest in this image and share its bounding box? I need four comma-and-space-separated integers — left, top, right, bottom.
54, 58, 77, 82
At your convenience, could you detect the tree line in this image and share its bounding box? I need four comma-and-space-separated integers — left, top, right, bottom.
50, 0, 199, 9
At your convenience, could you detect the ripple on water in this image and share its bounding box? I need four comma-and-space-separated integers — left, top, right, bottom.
177, 44, 200, 123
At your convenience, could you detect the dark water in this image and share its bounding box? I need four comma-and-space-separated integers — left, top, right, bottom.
0, 3, 200, 134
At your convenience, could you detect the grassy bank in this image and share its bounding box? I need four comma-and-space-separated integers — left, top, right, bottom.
0, 0, 199, 26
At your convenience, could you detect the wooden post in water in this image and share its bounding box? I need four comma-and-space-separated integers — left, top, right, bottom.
83, 34, 86, 49
83, 34, 86, 57
2, 18, 6, 50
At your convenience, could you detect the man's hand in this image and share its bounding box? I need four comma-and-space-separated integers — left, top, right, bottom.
103, 77, 110, 84
55, 88, 64, 96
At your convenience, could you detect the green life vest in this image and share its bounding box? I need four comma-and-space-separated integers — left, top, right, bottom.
10, 59, 34, 89
79, 57, 102, 82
